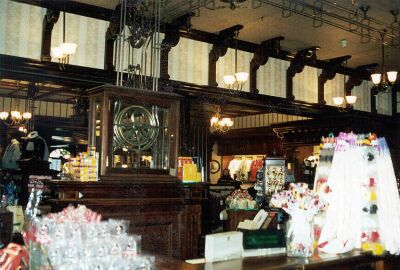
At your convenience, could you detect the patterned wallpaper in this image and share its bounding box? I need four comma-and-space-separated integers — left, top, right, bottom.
232, 113, 310, 130
0, 1, 393, 116
0, 97, 74, 118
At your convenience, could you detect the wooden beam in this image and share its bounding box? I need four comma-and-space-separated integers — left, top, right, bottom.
11, 0, 113, 21
286, 46, 319, 100
250, 36, 284, 93
208, 25, 243, 87
317, 55, 351, 104
345, 64, 377, 94
41, 8, 60, 61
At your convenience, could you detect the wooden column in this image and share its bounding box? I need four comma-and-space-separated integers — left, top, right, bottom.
392, 82, 399, 115
317, 55, 351, 104
286, 46, 319, 101
208, 25, 243, 87
40, 9, 60, 62
160, 14, 192, 80
104, 5, 121, 71
250, 36, 284, 93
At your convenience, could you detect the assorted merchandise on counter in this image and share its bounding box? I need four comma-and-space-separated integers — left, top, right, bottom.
270, 183, 325, 257
62, 146, 98, 182
225, 189, 257, 210
1, 205, 154, 270
177, 156, 203, 182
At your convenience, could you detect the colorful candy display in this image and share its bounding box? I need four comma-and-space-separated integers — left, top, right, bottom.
270, 183, 325, 257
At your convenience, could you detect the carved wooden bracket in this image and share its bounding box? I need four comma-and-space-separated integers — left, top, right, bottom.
344, 63, 377, 113
317, 55, 351, 104
160, 13, 193, 80
208, 24, 243, 87
250, 36, 284, 93
41, 9, 60, 62
104, 4, 122, 71
286, 46, 319, 101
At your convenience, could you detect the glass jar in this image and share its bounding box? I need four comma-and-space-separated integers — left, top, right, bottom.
286, 211, 314, 257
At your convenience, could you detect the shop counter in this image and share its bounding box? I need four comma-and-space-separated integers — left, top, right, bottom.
155, 251, 397, 270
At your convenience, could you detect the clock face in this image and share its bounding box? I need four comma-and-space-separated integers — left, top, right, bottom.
113, 105, 159, 150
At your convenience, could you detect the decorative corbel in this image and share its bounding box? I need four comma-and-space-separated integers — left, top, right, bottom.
250, 36, 284, 93
160, 13, 193, 80
318, 55, 351, 104
208, 24, 243, 87
104, 5, 121, 71
286, 46, 320, 100
345, 63, 377, 113
41, 9, 60, 62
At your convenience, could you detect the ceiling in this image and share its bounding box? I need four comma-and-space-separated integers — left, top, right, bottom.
71, 0, 400, 70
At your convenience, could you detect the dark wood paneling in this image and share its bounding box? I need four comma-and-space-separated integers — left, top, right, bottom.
45, 180, 204, 260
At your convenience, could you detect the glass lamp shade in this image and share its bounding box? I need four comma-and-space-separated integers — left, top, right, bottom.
332, 97, 344, 106
371, 73, 381, 85
0, 111, 9, 120
22, 112, 32, 120
345, 95, 357, 104
223, 75, 236, 85
10, 110, 22, 120
60, 42, 78, 55
51, 46, 64, 58
387, 71, 398, 83
235, 72, 249, 83
210, 116, 219, 125
220, 117, 233, 126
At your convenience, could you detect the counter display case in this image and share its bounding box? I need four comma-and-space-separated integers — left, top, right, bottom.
87, 85, 180, 181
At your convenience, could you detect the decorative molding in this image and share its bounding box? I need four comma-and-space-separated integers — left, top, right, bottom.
41, 8, 60, 62
286, 46, 320, 100
250, 36, 284, 93
208, 25, 243, 87
317, 55, 351, 104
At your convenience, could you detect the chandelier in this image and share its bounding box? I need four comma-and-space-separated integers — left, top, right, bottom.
333, 67, 357, 112
51, 10, 77, 68
0, 98, 32, 125
210, 105, 234, 133
370, 30, 397, 93
223, 30, 249, 91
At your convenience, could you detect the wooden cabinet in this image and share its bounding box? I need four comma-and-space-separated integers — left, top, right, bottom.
45, 180, 204, 260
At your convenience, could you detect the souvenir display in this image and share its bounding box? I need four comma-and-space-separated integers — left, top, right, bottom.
314, 133, 400, 255
20, 205, 154, 270
270, 183, 325, 257
63, 146, 99, 181
263, 158, 285, 203
225, 190, 257, 210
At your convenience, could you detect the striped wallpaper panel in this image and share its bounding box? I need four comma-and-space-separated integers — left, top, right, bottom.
0, 1, 45, 60
293, 66, 319, 103
351, 80, 372, 112
0, 97, 74, 118
231, 113, 310, 130
169, 37, 210, 85
376, 91, 392, 116
257, 58, 288, 98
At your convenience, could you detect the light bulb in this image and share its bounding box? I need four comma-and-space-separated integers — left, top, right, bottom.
22, 112, 32, 120
51, 46, 64, 58
60, 42, 77, 55
371, 73, 381, 85
11, 111, 22, 120
332, 97, 344, 106
345, 95, 357, 105
0, 111, 9, 120
387, 71, 398, 83
235, 72, 249, 83
210, 116, 219, 125
223, 75, 235, 85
